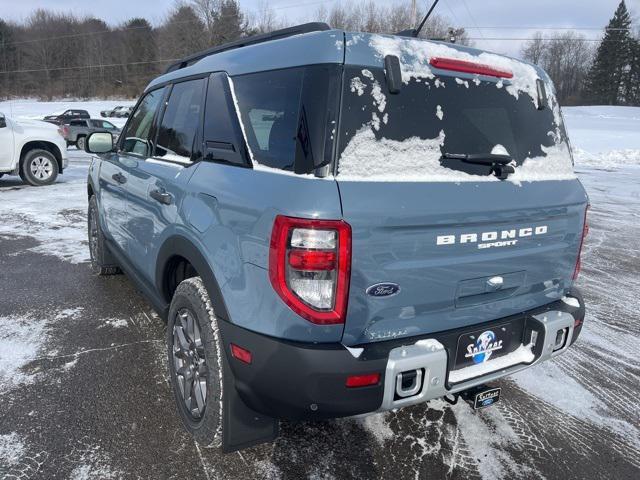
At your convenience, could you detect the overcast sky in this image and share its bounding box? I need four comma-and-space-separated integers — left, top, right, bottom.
1, 0, 639, 57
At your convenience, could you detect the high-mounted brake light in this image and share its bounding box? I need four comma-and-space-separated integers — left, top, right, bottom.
269, 216, 352, 325
429, 57, 514, 79
573, 205, 590, 280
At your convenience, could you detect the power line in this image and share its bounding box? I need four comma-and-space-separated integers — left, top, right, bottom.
461, 26, 630, 31
0, 58, 179, 75
459, 0, 486, 42
465, 37, 623, 42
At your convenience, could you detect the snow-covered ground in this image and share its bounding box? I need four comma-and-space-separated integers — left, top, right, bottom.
0, 101, 639, 479
0, 98, 135, 129
564, 105, 640, 169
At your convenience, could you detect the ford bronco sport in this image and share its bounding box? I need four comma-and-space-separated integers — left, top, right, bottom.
85, 23, 589, 452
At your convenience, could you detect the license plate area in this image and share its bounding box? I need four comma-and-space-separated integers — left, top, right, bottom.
454, 318, 525, 370
461, 385, 501, 409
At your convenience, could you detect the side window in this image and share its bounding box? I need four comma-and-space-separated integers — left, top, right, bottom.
232, 69, 303, 170
121, 88, 164, 156
155, 78, 205, 163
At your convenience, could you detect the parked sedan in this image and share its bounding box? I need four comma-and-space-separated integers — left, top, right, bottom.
61, 119, 121, 150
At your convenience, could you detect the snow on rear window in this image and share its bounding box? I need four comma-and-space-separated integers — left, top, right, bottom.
337, 64, 576, 185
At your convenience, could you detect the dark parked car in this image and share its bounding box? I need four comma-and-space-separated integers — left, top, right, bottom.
100, 105, 133, 118
84, 23, 588, 452
61, 119, 121, 150
43, 109, 90, 125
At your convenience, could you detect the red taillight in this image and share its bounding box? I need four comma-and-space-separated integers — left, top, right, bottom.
346, 373, 380, 388
230, 343, 252, 364
58, 125, 69, 138
429, 57, 514, 79
573, 205, 590, 280
269, 215, 352, 325
288, 249, 336, 271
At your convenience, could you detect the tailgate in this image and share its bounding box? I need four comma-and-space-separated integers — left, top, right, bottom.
338, 180, 587, 345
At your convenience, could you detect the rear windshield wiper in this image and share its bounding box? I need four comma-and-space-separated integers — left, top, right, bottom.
442, 152, 515, 179
442, 152, 513, 166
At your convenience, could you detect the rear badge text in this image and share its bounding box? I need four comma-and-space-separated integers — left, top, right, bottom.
436, 226, 548, 249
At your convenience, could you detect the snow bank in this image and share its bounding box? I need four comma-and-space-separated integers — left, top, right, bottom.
0, 98, 134, 128
564, 105, 640, 169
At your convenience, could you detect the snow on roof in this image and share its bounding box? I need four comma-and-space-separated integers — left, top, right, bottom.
368, 34, 541, 102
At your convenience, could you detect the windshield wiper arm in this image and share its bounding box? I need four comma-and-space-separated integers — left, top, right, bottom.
442, 152, 516, 180
442, 152, 513, 166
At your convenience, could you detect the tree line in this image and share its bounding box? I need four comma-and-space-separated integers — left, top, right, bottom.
521, 0, 640, 106
1, 0, 638, 105
0, 0, 469, 101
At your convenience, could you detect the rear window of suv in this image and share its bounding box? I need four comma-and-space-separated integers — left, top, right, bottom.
231, 65, 340, 175
337, 66, 574, 181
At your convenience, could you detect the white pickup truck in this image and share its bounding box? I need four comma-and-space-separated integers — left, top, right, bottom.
0, 112, 69, 186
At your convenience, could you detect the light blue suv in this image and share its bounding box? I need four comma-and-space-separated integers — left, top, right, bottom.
85, 23, 589, 451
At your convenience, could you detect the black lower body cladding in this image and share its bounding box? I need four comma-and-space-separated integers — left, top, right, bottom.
218, 288, 585, 421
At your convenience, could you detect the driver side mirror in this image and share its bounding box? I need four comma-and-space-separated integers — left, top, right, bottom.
0, 113, 6, 129
85, 132, 114, 154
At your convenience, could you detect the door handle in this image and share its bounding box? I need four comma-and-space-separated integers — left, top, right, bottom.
150, 188, 173, 205
112, 172, 127, 184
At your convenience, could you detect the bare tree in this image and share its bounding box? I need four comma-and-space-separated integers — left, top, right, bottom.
520, 32, 546, 65
312, 0, 469, 44
250, 1, 286, 34
521, 31, 594, 104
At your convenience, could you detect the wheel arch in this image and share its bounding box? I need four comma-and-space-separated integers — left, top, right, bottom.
156, 235, 231, 323
19, 141, 63, 173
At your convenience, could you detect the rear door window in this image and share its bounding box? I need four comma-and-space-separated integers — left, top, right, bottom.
121, 88, 164, 156
154, 78, 206, 163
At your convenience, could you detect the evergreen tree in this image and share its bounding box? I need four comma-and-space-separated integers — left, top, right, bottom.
583, 0, 633, 105
626, 37, 640, 105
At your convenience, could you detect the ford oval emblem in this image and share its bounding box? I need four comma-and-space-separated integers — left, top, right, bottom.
366, 283, 400, 298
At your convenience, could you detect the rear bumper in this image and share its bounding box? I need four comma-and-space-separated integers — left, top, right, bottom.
218, 288, 585, 421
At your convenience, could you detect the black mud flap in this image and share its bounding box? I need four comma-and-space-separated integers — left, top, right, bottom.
460, 385, 501, 410
221, 348, 279, 452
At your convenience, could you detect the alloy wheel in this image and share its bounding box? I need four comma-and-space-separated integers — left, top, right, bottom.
30, 156, 53, 181
173, 308, 208, 419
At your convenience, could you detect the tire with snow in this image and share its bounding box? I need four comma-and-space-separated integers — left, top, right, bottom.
87, 195, 120, 275
167, 277, 223, 446
0, 173, 4, 179
76, 136, 86, 151
21, 149, 58, 186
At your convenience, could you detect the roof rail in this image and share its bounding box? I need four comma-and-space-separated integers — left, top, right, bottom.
164, 22, 332, 74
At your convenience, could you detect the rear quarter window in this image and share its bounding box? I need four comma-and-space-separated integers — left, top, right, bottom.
231, 65, 340, 175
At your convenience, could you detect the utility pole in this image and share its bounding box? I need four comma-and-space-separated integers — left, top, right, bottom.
410, 0, 417, 29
